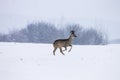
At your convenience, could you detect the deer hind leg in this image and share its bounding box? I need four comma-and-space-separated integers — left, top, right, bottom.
53, 47, 57, 55
59, 47, 65, 55
63, 46, 67, 51
68, 45, 72, 52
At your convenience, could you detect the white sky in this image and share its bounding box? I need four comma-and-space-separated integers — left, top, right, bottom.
0, 0, 120, 40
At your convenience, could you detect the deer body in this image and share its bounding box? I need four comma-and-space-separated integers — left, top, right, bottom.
53, 31, 77, 55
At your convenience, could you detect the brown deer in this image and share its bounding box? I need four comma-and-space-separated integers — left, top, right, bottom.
53, 30, 77, 55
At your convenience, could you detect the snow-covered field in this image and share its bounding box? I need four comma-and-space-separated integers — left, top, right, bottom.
0, 42, 120, 80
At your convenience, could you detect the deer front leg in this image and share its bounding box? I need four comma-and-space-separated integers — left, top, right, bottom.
68, 44, 72, 52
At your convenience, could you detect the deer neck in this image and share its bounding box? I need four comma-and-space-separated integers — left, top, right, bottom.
68, 34, 73, 43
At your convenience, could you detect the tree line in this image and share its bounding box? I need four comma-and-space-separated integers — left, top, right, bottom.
0, 22, 108, 45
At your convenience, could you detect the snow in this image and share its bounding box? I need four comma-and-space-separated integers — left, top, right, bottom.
0, 42, 120, 80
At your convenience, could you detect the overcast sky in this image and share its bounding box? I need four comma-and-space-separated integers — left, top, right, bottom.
0, 0, 120, 40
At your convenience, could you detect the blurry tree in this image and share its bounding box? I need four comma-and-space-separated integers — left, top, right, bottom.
0, 22, 108, 45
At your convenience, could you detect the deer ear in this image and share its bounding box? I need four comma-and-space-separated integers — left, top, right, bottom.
70, 30, 74, 33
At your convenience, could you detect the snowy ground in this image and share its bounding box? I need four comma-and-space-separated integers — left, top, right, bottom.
0, 42, 120, 80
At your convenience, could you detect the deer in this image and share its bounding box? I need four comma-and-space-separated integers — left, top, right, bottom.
53, 30, 77, 55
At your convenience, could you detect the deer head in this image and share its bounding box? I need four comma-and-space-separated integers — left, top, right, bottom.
70, 30, 77, 37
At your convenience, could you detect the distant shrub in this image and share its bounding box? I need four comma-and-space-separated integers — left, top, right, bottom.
0, 22, 108, 45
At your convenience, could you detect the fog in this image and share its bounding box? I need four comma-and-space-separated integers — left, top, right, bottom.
0, 0, 120, 40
